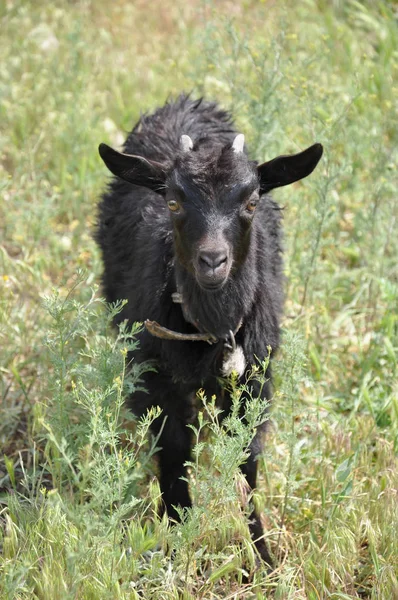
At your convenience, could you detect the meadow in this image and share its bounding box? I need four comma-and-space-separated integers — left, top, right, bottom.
0, 0, 397, 598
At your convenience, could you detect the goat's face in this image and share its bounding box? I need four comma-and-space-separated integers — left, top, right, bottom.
99, 135, 323, 290
164, 137, 260, 290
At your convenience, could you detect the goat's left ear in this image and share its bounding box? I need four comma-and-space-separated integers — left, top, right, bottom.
258, 143, 323, 193
98, 143, 166, 193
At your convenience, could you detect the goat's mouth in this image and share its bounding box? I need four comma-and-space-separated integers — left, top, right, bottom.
195, 268, 230, 292
197, 278, 227, 292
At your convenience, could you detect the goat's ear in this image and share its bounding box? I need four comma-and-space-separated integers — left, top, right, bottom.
258, 143, 323, 193
98, 143, 166, 192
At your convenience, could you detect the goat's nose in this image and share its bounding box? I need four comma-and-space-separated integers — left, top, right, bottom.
199, 251, 228, 271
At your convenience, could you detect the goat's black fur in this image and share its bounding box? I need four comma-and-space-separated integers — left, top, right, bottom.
96, 94, 323, 568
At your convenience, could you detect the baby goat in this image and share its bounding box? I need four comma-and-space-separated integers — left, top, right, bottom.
96, 94, 323, 567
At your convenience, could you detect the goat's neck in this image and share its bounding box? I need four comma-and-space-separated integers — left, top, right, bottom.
174, 262, 256, 339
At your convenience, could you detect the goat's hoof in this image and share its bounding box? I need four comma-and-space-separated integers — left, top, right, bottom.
255, 542, 276, 576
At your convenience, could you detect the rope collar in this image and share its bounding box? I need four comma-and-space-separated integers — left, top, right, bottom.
144, 319, 218, 345
144, 289, 242, 348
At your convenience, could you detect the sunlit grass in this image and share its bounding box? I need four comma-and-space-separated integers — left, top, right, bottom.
1, 0, 397, 598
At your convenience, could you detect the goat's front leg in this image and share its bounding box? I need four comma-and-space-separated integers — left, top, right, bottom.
155, 411, 193, 521
240, 433, 274, 569
239, 378, 274, 570
131, 372, 193, 522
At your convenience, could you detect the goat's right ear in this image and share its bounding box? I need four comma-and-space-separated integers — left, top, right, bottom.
98, 143, 166, 192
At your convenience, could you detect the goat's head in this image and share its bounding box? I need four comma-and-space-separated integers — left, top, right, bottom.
99, 135, 323, 291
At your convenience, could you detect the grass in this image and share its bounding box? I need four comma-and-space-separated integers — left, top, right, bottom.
1, 0, 398, 597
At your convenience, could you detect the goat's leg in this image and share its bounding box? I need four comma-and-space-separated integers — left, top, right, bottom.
130, 373, 193, 522
238, 378, 274, 570
240, 434, 274, 570
156, 413, 192, 521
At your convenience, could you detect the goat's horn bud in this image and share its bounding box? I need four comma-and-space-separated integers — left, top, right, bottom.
180, 135, 193, 152
232, 134, 245, 154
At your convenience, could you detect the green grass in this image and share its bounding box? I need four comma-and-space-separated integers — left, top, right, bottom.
1, 0, 398, 598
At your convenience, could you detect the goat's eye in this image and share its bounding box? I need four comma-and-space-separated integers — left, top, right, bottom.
167, 199, 180, 212
246, 199, 257, 212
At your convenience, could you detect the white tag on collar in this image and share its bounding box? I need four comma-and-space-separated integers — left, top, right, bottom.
222, 345, 246, 377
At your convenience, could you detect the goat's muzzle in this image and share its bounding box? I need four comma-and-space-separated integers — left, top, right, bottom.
195, 248, 231, 291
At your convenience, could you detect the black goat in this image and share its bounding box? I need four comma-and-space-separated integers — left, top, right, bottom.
96, 94, 322, 567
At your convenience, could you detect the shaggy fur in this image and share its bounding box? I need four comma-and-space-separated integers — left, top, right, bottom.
96, 94, 322, 567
